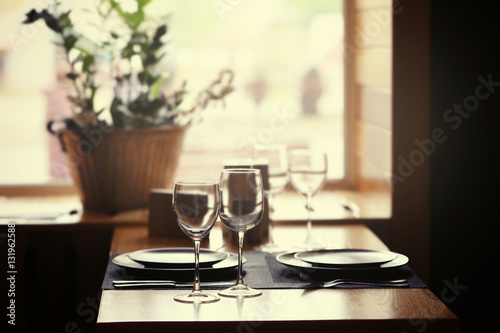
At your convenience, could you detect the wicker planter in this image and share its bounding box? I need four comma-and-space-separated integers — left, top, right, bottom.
59, 125, 186, 213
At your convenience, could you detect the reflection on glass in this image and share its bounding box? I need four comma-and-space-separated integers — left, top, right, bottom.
172, 180, 220, 303
252, 144, 288, 252
219, 168, 264, 298
288, 149, 327, 250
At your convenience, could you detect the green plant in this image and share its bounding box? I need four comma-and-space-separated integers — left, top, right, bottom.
23, 0, 234, 131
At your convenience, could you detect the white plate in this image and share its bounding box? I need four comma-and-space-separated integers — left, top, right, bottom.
277, 250, 408, 273
113, 252, 243, 272
128, 248, 229, 268
294, 249, 398, 268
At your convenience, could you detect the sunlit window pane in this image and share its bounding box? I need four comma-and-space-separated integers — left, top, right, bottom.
0, 0, 344, 185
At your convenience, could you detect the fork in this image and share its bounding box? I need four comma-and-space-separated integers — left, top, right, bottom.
299, 272, 408, 288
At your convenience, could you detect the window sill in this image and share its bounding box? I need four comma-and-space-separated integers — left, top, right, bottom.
272, 189, 391, 223
1, 185, 391, 226
0, 183, 78, 197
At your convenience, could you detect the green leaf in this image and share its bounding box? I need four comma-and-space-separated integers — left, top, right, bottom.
109, 0, 145, 30
130, 32, 148, 48
136, 0, 152, 9
123, 11, 145, 30
72, 45, 90, 55
153, 24, 167, 41
150, 75, 167, 99
23, 9, 42, 24
82, 54, 94, 72
108, 0, 125, 15
137, 71, 148, 84
145, 72, 157, 85
64, 34, 78, 51
150, 24, 166, 51
59, 10, 72, 29
42, 10, 63, 32
143, 54, 156, 67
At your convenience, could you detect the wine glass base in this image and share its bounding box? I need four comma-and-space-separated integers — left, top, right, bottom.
255, 242, 286, 253
218, 284, 262, 298
292, 239, 324, 251
174, 291, 220, 304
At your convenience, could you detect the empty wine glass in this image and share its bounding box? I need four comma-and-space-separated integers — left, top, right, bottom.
252, 144, 288, 252
218, 169, 264, 298
172, 180, 220, 303
288, 149, 327, 249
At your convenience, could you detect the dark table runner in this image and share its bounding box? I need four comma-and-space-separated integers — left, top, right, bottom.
102, 251, 426, 290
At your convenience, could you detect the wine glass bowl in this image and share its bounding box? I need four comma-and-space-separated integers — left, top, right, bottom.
218, 168, 264, 298
288, 149, 327, 249
254, 145, 289, 195
289, 167, 326, 197
172, 180, 220, 303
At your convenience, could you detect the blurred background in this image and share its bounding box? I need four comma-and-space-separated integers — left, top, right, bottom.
0, 0, 345, 184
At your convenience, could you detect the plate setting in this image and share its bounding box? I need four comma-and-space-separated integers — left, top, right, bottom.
294, 249, 398, 268
277, 249, 408, 274
113, 247, 243, 273
127, 248, 229, 268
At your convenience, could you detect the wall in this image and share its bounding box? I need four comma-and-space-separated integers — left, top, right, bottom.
352, 0, 392, 192
391, 0, 432, 282
351, 0, 431, 282
0, 224, 113, 333
430, 0, 500, 331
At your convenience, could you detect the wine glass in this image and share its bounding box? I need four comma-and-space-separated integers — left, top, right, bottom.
252, 144, 289, 252
218, 169, 264, 298
288, 149, 327, 249
172, 180, 220, 303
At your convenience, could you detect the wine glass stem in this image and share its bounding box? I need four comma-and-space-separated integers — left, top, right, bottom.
193, 239, 201, 292
267, 193, 275, 245
305, 194, 313, 243
236, 231, 245, 286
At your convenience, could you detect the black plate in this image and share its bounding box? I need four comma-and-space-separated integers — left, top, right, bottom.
294, 249, 398, 268
114, 252, 243, 272
277, 250, 408, 273
127, 248, 229, 268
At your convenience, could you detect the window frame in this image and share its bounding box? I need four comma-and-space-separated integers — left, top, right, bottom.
1, 0, 433, 285
1, 0, 356, 195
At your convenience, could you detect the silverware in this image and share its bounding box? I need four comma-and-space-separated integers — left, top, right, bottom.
112, 280, 234, 288
299, 272, 408, 288
339, 198, 361, 218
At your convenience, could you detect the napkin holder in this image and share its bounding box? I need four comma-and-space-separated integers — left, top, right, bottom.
148, 189, 185, 238
223, 159, 270, 244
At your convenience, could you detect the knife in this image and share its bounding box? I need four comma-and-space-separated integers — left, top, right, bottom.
113, 280, 234, 288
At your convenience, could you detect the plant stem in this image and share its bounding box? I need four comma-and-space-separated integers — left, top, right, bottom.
61, 33, 84, 104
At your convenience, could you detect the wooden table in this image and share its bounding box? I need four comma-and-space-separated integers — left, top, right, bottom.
96, 224, 460, 333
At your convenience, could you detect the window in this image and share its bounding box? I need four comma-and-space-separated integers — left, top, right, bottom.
0, 0, 346, 186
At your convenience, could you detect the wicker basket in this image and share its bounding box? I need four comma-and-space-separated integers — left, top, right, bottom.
59, 125, 186, 212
